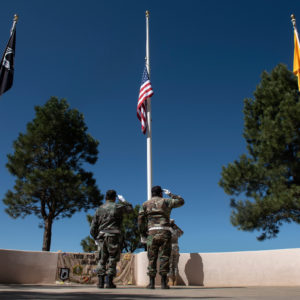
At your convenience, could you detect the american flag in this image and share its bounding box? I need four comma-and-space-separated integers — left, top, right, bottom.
137, 66, 154, 134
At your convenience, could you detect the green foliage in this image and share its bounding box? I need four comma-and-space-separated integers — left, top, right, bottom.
81, 236, 97, 253
121, 204, 144, 253
81, 214, 97, 253
3, 97, 103, 251
219, 64, 300, 240
81, 205, 144, 253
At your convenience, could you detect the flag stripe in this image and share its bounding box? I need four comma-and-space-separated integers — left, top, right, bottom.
138, 89, 154, 106
138, 82, 153, 100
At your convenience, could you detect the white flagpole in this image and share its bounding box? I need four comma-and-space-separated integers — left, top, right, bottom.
145, 10, 152, 200
10, 14, 18, 35
292, 14, 300, 45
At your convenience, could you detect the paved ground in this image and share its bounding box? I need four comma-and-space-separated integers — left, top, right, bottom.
1, 284, 300, 300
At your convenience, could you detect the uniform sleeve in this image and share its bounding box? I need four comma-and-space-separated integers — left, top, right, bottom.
138, 205, 147, 236
90, 211, 99, 239
120, 200, 133, 213
174, 224, 184, 237
166, 193, 185, 209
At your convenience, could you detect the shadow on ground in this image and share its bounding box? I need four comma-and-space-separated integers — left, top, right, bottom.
0, 291, 233, 300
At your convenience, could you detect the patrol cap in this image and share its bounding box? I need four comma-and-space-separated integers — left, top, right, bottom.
151, 185, 162, 196
106, 189, 117, 200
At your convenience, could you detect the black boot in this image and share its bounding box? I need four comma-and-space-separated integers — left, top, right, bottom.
161, 275, 170, 289
97, 275, 105, 288
147, 276, 155, 289
106, 275, 116, 288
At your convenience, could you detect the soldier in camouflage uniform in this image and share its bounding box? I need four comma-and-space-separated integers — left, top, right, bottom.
168, 219, 184, 286
138, 186, 184, 289
90, 190, 132, 289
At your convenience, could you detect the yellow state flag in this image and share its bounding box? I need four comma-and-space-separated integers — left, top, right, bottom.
293, 28, 300, 91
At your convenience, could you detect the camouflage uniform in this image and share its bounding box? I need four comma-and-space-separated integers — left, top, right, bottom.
168, 223, 184, 280
138, 193, 184, 277
90, 199, 132, 277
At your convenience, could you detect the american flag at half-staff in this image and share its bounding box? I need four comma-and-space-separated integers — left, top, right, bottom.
137, 66, 154, 134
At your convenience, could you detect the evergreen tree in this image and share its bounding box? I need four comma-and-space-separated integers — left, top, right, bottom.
81, 214, 97, 252
121, 205, 144, 253
219, 64, 300, 240
3, 97, 103, 251
81, 205, 144, 253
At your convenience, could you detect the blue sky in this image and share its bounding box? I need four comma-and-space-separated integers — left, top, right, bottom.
1, 0, 300, 253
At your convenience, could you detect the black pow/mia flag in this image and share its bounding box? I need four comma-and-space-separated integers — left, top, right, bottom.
0, 24, 16, 96
59, 268, 70, 281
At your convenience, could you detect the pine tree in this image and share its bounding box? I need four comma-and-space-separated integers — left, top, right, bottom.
3, 97, 103, 251
121, 205, 144, 253
81, 214, 97, 252
219, 64, 300, 240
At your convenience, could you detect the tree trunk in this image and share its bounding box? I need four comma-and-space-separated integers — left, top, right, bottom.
42, 217, 53, 251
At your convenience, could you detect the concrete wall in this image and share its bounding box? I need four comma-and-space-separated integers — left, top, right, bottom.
2, 248, 300, 286
135, 249, 300, 287
0, 249, 58, 284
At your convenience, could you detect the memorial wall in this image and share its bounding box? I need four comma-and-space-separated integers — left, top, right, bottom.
1, 248, 300, 286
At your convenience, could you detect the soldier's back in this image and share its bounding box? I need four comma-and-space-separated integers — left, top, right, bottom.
97, 201, 124, 231
143, 197, 172, 228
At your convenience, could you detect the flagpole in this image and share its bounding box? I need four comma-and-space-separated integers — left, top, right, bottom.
291, 14, 299, 39
292, 14, 300, 92
145, 10, 152, 200
11, 14, 18, 35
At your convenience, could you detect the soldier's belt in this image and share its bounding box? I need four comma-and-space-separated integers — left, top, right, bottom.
148, 226, 171, 231
100, 229, 120, 234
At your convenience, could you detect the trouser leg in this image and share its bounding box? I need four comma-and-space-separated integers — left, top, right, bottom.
147, 234, 159, 277
158, 232, 171, 276
169, 244, 180, 277
169, 249, 175, 277
106, 235, 121, 277
98, 239, 108, 276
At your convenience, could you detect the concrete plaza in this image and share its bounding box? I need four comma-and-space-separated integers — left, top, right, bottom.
1, 284, 300, 300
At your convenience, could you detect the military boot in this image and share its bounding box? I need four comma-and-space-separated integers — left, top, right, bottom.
161, 275, 170, 289
97, 275, 105, 288
173, 277, 177, 286
106, 275, 116, 288
147, 276, 155, 289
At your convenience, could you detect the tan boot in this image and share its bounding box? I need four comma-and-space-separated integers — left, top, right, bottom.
168, 276, 173, 286
173, 277, 177, 286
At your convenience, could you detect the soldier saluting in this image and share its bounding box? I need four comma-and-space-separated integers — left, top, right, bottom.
138, 185, 184, 289
90, 190, 133, 288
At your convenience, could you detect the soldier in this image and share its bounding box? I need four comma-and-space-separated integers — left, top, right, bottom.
138, 186, 184, 289
90, 190, 133, 289
168, 219, 184, 286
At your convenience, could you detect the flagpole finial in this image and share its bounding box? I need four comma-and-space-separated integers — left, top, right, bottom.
146, 10, 150, 18
291, 14, 296, 27
13, 14, 18, 22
